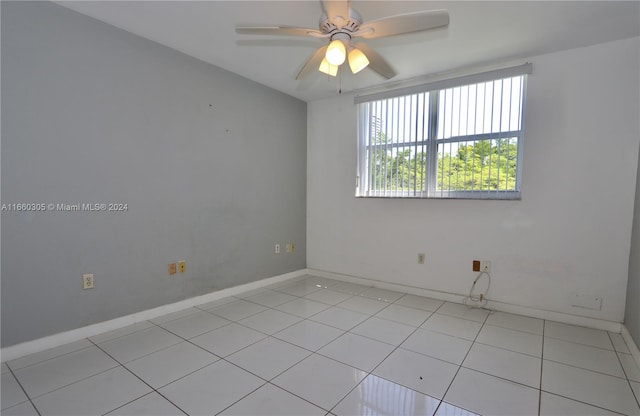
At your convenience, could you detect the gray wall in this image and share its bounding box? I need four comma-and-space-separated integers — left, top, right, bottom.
627, 146, 640, 346
1, 1, 307, 347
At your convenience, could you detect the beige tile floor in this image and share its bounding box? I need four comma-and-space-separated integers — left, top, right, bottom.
2, 275, 639, 415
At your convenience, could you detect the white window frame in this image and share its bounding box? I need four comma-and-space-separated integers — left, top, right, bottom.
355, 64, 531, 200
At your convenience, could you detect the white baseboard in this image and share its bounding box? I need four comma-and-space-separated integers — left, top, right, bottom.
308, 268, 622, 333
1, 269, 309, 363
621, 325, 640, 369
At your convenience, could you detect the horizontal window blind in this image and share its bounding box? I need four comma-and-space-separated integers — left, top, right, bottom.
356, 64, 530, 199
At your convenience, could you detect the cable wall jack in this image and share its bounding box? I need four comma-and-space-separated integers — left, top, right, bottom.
463, 270, 491, 309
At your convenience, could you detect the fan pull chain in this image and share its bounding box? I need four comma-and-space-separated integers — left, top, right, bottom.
339, 65, 342, 94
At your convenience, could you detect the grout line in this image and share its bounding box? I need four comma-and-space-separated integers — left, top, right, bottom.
538, 319, 545, 416
8, 359, 121, 402
471, 339, 541, 359
192, 296, 239, 312
327, 301, 447, 414
209, 380, 268, 415
5, 366, 43, 416
213, 381, 330, 415
609, 331, 640, 409
151, 307, 203, 325
307, 306, 369, 329
87, 321, 157, 345
5, 341, 95, 373
257, 322, 339, 355
98, 325, 193, 364
205, 301, 270, 322
104, 391, 187, 416
543, 333, 620, 353
538, 391, 629, 416
236, 337, 313, 382
537, 330, 634, 415
541, 357, 631, 381
223, 312, 303, 337
481, 320, 545, 337
393, 292, 446, 313
433, 306, 492, 415
456, 366, 542, 391
89, 338, 192, 416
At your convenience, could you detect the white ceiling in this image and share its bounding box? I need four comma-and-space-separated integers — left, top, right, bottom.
57, 1, 640, 102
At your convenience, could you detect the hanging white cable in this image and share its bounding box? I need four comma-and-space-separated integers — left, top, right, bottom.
462, 270, 491, 309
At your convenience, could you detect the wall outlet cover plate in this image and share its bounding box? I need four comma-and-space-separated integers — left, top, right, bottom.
571, 293, 602, 311
83, 274, 94, 289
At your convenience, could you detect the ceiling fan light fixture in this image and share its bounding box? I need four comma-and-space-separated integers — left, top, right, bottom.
319, 57, 338, 76
325, 39, 346, 66
348, 47, 369, 74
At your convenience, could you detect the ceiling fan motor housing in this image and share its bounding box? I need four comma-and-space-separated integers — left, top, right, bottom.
319, 7, 363, 35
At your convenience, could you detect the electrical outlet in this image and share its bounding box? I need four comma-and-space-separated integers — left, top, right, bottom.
285, 244, 291, 253
473, 260, 491, 272
275, 244, 280, 254
291, 243, 295, 253
83, 274, 94, 289
417, 253, 425, 264
178, 260, 186, 273
169, 263, 177, 275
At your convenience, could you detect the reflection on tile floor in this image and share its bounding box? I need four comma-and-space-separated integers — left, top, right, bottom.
2, 274, 639, 415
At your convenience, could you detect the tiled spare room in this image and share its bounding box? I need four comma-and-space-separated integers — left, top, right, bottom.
2, 1, 640, 416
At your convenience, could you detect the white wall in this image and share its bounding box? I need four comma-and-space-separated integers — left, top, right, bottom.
1, 2, 307, 347
308, 37, 640, 323
626, 139, 640, 344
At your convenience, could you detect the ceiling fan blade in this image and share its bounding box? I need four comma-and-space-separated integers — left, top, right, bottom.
236, 26, 326, 38
296, 46, 328, 80
322, 0, 351, 27
353, 43, 396, 79
354, 10, 449, 39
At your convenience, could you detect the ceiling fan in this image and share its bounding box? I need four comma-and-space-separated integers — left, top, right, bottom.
236, 0, 449, 80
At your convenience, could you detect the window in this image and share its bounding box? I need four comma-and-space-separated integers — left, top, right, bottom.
356, 64, 531, 199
